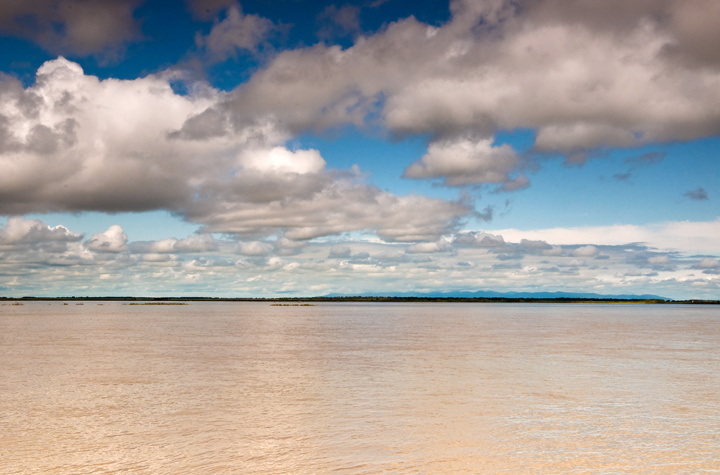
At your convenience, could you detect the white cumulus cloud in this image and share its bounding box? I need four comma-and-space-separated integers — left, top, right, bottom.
86, 225, 128, 253
0, 216, 82, 245
404, 137, 527, 188
0, 58, 468, 243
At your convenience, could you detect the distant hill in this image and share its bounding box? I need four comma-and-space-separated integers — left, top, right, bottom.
323, 290, 669, 300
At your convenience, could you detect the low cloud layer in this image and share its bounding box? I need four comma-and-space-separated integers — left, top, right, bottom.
494, 220, 720, 254
1, 216, 718, 299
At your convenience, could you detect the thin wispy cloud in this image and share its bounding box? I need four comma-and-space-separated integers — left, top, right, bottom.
685, 187, 709, 201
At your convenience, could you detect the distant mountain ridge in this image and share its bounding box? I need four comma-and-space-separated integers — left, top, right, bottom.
324, 290, 669, 300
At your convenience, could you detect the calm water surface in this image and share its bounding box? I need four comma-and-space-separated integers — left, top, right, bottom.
1, 302, 718, 473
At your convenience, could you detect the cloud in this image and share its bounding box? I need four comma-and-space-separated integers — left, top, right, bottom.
475, 205, 494, 222
403, 136, 527, 188
512, 0, 720, 69
0, 0, 143, 58
173, 234, 217, 252
185, 0, 237, 20
86, 225, 129, 253
684, 187, 709, 201
454, 231, 506, 248
613, 172, 632, 182
493, 219, 720, 254
534, 124, 638, 154
543, 246, 564, 256
691, 257, 720, 274
3, 1, 717, 222
573, 245, 598, 258
0, 216, 82, 245
0, 215, 718, 300
0, 58, 218, 214
188, 0, 720, 171
648, 255, 671, 265
406, 239, 452, 254
142, 253, 178, 263
329, 245, 351, 258
239, 147, 326, 174
657, 0, 720, 68
693, 257, 720, 269
236, 241, 273, 256
519, 239, 552, 251
624, 151, 666, 167
130, 234, 217, 254
195, 4, 275, 61
317, 5, 362, 40
636, 253, 677, 271
274, 237, 306, 251
187, 179, 470, 242
0, 58, 469, 243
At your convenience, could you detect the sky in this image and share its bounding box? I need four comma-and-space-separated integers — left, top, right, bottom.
0, 0, 719, 299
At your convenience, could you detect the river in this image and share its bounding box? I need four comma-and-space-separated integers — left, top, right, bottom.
1, 302, 718, 473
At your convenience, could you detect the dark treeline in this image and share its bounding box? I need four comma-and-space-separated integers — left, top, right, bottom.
2, 296, 719, 304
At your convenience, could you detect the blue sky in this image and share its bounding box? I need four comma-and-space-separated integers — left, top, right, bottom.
0, 0, 719, 299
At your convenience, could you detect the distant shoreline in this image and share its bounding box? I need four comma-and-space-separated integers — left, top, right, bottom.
2, 296, 719, 305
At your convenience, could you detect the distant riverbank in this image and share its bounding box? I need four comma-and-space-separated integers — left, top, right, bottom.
2, 296, 719, 305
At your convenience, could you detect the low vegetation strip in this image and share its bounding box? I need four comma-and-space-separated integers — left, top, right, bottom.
2, 296, 719, 304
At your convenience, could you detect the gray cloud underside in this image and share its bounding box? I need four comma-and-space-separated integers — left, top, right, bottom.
187, 179, 468, 241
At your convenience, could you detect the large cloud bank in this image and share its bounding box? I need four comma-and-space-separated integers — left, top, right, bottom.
3, 0, 720, 230
191, 0, 720, 181
0, 58, 468, 242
